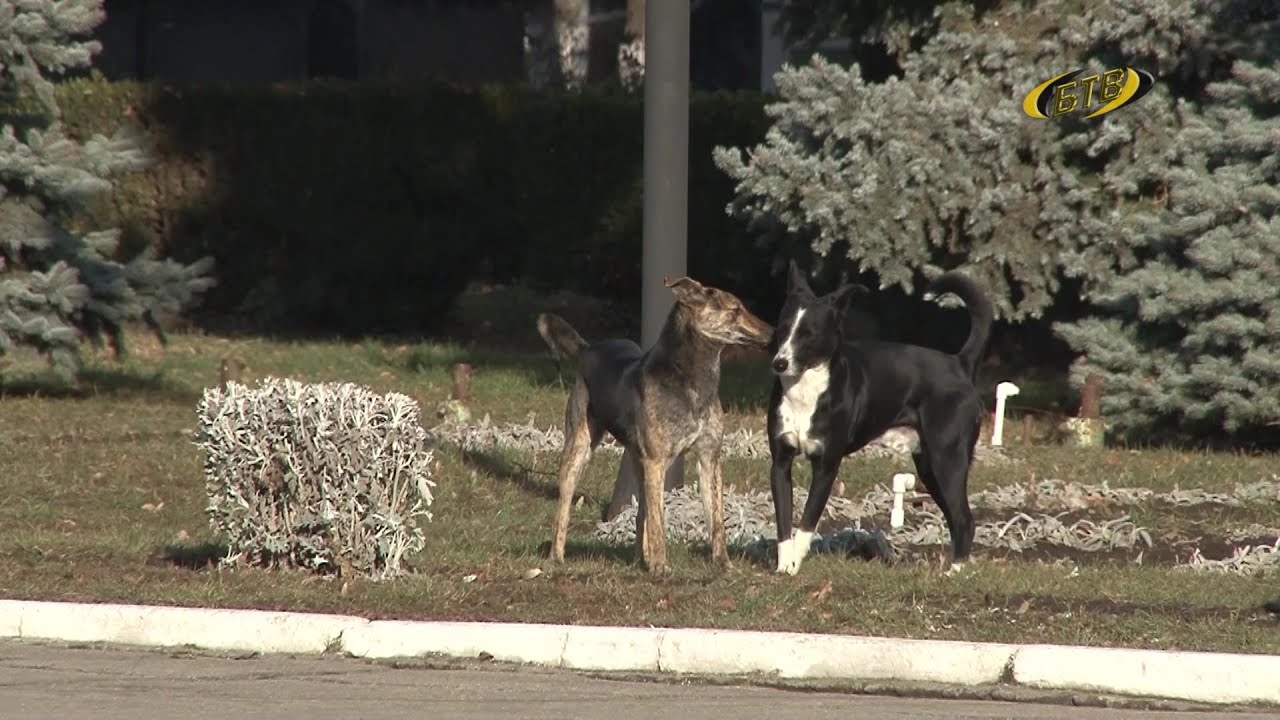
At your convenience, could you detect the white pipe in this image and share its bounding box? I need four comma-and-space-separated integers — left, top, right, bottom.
992, 381, 1021, 446
891, 473, 913, 528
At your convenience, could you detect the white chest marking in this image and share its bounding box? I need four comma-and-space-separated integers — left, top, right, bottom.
776, 363, 830, 456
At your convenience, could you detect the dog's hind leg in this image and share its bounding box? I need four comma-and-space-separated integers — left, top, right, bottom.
550, 379, 598, 563
606, 450, 642, 521
909, 447, 948, 569
914, 410, 979, 571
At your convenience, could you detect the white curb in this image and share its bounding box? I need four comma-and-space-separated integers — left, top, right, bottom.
0, 599, 1277, 706
658, 628, 1014, 684
0, 599, 366, 656
342, 620, 568, 666
563, 625, 662, 672
1013, 643, 1280, 706
0, 600, 21, 638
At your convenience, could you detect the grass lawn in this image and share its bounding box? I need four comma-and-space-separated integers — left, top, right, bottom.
1, 286, 1278, 656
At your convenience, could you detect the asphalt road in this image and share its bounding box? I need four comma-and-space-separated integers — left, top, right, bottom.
1, 641, 1274, 720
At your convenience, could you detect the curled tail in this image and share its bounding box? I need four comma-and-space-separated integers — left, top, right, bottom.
536, 313, 589, 364
925, 272, 994, 379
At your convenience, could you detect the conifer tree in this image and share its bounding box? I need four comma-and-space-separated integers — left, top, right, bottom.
0, 0, 213, 380
716, 0, 1280, 442
1055, 58, 1280, 444
715, 0, 1217, 320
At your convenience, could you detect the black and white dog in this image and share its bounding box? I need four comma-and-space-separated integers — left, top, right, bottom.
767, 261, 994, 575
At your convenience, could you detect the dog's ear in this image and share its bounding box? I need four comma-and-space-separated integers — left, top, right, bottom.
665, 276, 708, 306
786, 260, 811, 294
829, 283, 868, 314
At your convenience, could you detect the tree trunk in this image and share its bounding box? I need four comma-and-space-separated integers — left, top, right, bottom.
556, 0, 590, 90
523, 0, 560, 89
1063, 370, 1106, 447
618, 0, 645, 89
525, 0, 590, 90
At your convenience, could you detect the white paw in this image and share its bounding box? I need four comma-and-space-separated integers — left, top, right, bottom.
945, 560, 969, 577
775, 539, 798, 574
793, 530, 814, 563
775, 531, 815, 576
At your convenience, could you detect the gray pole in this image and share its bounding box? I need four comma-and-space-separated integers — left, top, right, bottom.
605, 0, 689, 520
640, 0, 689, 348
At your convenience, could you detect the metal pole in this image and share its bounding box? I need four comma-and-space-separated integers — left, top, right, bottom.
640, 0, 689, 348
642, 0, 688, 494
605, 0, 689, 520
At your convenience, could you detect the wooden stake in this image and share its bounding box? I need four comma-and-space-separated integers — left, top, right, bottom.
1079, 373, 1104, 419
451, 363, 472, 403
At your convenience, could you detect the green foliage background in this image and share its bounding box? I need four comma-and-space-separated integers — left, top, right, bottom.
718, 0, 1280, 445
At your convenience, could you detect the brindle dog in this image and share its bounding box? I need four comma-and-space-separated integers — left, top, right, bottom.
537, 277, 772, 573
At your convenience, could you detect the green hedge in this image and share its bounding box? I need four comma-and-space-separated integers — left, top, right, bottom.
57, 79, 772, 334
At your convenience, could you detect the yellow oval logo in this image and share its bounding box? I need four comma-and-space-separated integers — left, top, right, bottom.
1023, 67, 1155, 120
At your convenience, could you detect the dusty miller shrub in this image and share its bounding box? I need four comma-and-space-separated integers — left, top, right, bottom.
197, 377, 436, 580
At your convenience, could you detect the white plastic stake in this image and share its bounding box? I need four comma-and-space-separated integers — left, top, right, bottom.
891, 473, 913, 528
992, 381, 1021, 446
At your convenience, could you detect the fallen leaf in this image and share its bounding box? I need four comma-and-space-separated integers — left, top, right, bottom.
521, 567, 543, 580
141, 501, 165, 512
809, 580, 833, 604
1016, 598, 1032, 615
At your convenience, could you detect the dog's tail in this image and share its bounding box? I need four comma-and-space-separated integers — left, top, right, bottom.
926, 272, 994, 379
536, 312, 589, 363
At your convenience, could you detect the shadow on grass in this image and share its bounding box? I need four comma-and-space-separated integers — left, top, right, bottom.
0, 366, 201, 404
156, 542, 228, 570
552, 538, 638, 565
461, 449, 561, 502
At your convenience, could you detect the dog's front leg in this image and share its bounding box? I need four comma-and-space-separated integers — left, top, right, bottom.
637, 456, 672, 574
695, 442, 730, 568
770, 444, 799, 574
696, 412, 730, 568
780, 453, 843, 575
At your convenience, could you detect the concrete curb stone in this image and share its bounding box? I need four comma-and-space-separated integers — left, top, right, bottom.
562, 625, 663, 672
0, 599, 366, 656
656, 628, 1016, 685
1, 599, 1276, 707
1012, 643, 1280, 706
342, 620, 568, 666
